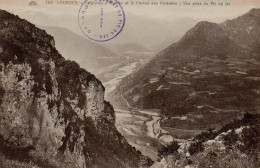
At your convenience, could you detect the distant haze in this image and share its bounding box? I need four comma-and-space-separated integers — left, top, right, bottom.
1, 0, 260, 21
1, 0, 259, 48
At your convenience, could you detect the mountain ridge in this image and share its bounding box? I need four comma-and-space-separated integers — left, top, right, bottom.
109, 8, 260, 132
155, 21, 246, 62
39, 25, 117, 74
220, 8, 260, 52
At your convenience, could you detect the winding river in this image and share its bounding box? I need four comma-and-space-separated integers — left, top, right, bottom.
103, 53, 173, 160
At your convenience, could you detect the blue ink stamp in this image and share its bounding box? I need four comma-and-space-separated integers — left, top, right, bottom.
78, 0, 125, 42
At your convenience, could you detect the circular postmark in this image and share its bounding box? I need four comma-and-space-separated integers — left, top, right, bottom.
78, 0, 125, 42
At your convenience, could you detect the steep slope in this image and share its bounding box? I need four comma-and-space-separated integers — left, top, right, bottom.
0, 9, 152, 168
220, 8, 260, 54
110, 9, 260, 132
39, 26, 117, 74
154, 21, 245, 63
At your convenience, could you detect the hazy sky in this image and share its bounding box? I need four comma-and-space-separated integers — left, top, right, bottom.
1, 0, 260, 21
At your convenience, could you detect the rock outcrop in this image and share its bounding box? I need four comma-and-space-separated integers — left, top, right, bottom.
152, 113, 260, 168
0, 9, 151, 168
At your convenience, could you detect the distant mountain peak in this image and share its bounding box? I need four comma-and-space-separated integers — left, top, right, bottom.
173, 21, 235, 56
194, 21, 219, 28
181, 21, 225, 41
153, 18, 248, 62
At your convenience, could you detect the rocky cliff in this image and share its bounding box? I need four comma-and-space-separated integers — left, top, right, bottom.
0, 9, 151, 168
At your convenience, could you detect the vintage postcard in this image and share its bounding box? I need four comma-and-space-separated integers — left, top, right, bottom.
0, 0, 259, 167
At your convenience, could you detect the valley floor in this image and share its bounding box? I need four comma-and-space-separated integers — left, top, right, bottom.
102, 54, 206, 161
114, 107, 204, 161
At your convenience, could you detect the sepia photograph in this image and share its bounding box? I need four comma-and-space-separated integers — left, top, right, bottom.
0, 0, 259, 167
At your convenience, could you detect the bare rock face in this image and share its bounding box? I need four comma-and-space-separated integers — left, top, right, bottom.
0, 10, 151, 168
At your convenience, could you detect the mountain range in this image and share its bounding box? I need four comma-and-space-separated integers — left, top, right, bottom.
11, 9, 199, 51
1, 6, 259, 168
40, 26, 117, 74
110, 8, 260, 131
